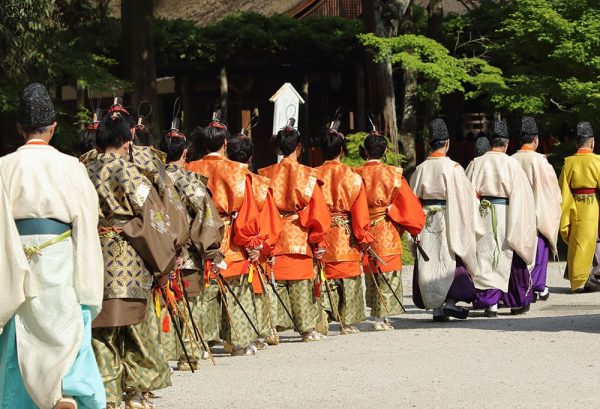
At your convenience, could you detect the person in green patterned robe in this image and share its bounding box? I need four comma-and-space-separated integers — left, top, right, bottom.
85, 109, 176, 409
158, 125, 226, 371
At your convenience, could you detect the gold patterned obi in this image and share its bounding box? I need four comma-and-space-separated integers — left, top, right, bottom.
323, 211, 360, 263
367, 206, 403, 257
97, 224, 152, 300
369, 206, 388, 227
572, 188, 598, 204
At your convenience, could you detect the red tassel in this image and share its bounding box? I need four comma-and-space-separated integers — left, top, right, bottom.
162, 314, 171, 333
204, 261, 212, 286
313, 280, 321, 298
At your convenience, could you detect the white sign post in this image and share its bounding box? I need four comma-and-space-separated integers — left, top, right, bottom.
269, 82, 305, 136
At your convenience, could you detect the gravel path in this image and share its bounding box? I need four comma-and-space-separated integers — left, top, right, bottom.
155, 262, 600, 409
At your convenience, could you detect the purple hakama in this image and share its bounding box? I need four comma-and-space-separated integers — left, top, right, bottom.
473, 253, 533, 309
531, 235, 549, 292
413, 258, 476, 309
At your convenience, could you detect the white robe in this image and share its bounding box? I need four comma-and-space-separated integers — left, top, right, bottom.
0, 172, 30, 333
0, 143, 104, 409
512, 149, 562, 254
410, 155, 480, 308
466, 151, 537, 292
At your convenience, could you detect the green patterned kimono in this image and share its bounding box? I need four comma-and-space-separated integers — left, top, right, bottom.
365, 271, 404, 318
322, 276, 366, 326
160, 163, 225, 362
273, 279, 320, 333
86, 152, 172, 404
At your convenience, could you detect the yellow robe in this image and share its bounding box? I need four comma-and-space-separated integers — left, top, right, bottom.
559, 149, 600, 290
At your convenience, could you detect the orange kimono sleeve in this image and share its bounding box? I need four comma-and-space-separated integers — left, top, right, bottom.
387, 176, 425, 237
232, 175, 265, 249
299, 183, 331, 246
258, 189, 283, 256
350, 183, 375, 244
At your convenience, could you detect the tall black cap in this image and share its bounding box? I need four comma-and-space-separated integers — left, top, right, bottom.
429, 118, 450, 141
18, 83, 56, 129
491, 120, 509, 139
521, 116, 538, 136
577, 121, 593, 139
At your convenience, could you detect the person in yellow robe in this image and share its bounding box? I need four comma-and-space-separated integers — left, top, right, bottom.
559, 122, 600, 291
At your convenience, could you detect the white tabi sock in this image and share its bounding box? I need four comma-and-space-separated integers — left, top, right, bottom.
539, 287, 549, 297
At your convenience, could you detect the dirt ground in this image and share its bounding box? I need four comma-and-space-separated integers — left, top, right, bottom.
156, 262, 600, 409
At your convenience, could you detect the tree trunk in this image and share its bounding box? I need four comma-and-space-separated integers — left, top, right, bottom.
400, 68, 418, 171
417, 0, 444, 165
121, 0, 160, 143
397, 2, 420, 174
362, 0, 411, 157
355, 63, 366, 132
426, 0, 444, 41
220, 67, 228, 124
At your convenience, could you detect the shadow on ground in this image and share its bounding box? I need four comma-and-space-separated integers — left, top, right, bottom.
385, 311, 600, 334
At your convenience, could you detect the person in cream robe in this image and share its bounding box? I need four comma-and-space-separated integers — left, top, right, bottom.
0, 83, 105, 409
466, 120, 537, 317
512, 117, 561, 301
411, 119, 480, 321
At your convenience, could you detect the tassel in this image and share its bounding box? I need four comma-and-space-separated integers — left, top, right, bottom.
204, 261, 212, 288
248, 263, 254, 284
153, 288, 161, 318
162, 314, 171, 333
313, 279, 321, 298
171, 274, 184, 300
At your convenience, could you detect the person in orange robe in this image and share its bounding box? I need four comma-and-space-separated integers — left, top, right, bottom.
316, 125, 374, 335
357, 131, 425, 331
226, 132, 283, 347
259, 123, 331, 342
186, 119, 265, 356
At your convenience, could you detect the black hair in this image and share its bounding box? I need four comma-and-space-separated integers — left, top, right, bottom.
134, 126, 151, 146
361, 131, 387, 160
192, 124, 229, 154
490, 137, 508, 148
160, 132, 189, 163
520, 132, 536, 144
429, 140, 447, 151
227, 134, 254, 164
321, 129, 348, 160
79, 127, 97, 155
577, 137, 594, 148
276, 127, 301, 156
96, 113, 132, 151
21, 124, 53, 134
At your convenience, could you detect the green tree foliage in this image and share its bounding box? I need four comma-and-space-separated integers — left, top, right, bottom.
0, 1, 123, 153
0, 1, 121, 110
444, 0, 600, 129
358, 32, 505, 112
342, 132, 404, 167
154, 13, 363, 76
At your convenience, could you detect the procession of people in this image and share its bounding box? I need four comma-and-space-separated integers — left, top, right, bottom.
0, 83, 597, 409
